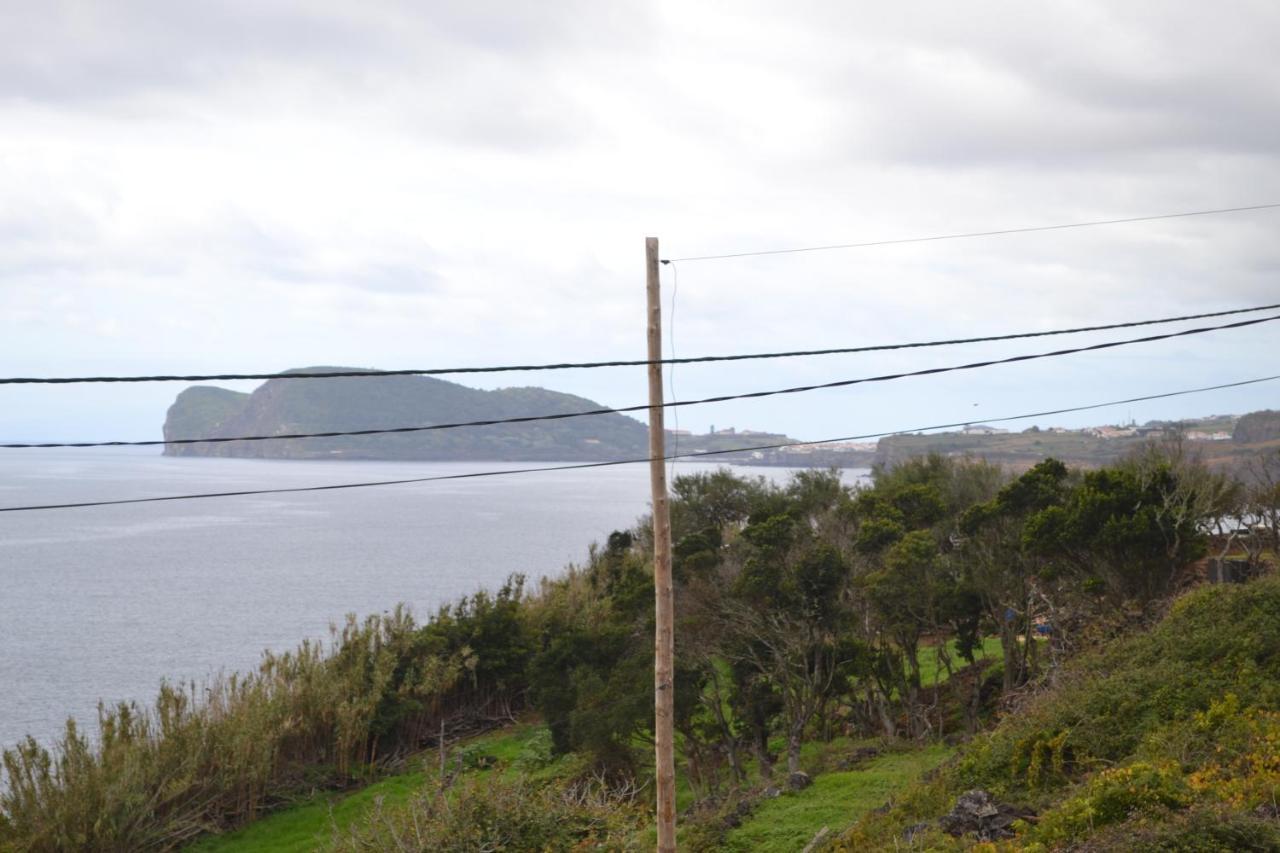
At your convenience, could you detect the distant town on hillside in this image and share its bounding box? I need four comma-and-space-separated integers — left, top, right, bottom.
696, 410, 1279, 471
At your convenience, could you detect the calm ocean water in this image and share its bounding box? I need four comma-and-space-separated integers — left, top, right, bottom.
0, 448, 867, 752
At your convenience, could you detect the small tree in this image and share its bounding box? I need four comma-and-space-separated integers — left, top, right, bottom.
1242, 448, 1280, 557
960, 459, 1069, 691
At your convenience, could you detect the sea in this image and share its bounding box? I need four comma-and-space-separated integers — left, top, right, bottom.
0, 448, 869, 752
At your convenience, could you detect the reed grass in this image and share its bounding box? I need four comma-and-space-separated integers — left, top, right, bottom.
0, 601, 506, 853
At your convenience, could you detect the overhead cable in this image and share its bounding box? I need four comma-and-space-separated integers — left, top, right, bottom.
664, 202, 1280, 262
4, 313, 1277, 451
2, 373, 1275, 513
2, 303, 1277, 385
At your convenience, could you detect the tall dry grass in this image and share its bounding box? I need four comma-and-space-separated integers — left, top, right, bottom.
0, 604, 492, 852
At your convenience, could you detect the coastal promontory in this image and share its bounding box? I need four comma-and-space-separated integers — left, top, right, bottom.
162, 368, 649, 461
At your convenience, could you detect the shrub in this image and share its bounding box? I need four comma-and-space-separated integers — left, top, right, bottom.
1031, 761, 1189, 845
511, 728, 554, 772
1182, 698, 1280, 813
1065, 805, 1280, 852
1009, 729, 1073, 790
327, 775, 643, 851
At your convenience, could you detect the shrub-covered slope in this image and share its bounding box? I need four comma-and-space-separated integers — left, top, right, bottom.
837, 575, 1280, 851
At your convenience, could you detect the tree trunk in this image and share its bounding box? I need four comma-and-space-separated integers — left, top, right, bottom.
965, 671, 982, 734
874, 687, 896, 738
1000, 622, 1022, 693
725, 740, 746, 784
787, 730, 803, 775
752, 738, 774, 781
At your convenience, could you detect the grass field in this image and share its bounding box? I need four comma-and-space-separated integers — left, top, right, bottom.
918, 635, 1002, 686
720, 743, 954, 852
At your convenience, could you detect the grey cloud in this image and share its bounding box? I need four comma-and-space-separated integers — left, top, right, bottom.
342, 263, 443, 295
0, 1, 646, 150
768, 1, 1280, 168
0, 1, 644, 100
3, 0, 1279, 440
180, 215, 448, 295
0, 2, 382, 103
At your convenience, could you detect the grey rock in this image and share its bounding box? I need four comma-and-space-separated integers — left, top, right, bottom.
837, 745, 882, 770
788, 771, 813, 791
938, 789, 1033, 841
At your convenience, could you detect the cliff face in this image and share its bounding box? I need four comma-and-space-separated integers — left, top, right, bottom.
162, 368, 649, 461
1233, 410, 1280, 444
163, 387, 251, 455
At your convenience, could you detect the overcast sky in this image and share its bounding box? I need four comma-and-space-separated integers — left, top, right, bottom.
2, 0, 1278, 446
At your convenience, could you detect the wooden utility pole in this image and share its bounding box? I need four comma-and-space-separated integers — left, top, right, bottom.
645, 236, 677, 852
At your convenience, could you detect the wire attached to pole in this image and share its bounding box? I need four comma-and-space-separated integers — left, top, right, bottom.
667, 262, 680, 481
2, 373, 1275, 513
1, 303, 1276, 385
4, 313, 1276, 450
663, 203, 1280, 263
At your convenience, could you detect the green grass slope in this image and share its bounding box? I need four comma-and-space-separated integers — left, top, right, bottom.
187, 726, 545, 853
720, 744, 953, 853
837, 574, 1280, 851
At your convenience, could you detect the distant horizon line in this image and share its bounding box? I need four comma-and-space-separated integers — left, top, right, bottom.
3, 406, 1264, 449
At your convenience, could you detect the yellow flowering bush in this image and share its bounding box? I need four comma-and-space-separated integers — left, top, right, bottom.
1185, 697, 1280, 811
1009, 729, 1073, 789
1030, 761, 1188, 845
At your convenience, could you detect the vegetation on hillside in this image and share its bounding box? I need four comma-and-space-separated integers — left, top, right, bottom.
2, 442, 1278, 851
162, 387, 251, 447
163, 368, 651, 461
837, 576, 1280, 850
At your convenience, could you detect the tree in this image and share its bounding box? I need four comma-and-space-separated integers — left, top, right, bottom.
860, 531, 945, 736
960, 459, 1068, 691
726, 511, 856, 772
693, 471, 862, 775
1026, 442, 1221, 609
847, 458, 985, 737
670, 469, 769, 539
1242, 448, 1280, 557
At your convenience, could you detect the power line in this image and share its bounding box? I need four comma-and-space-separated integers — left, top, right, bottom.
3, 373, 1275, 513
5, 313, 1275, 450
2, 303, 1276, 385
668, 262, 680, 480
664, 202, 1280, 262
